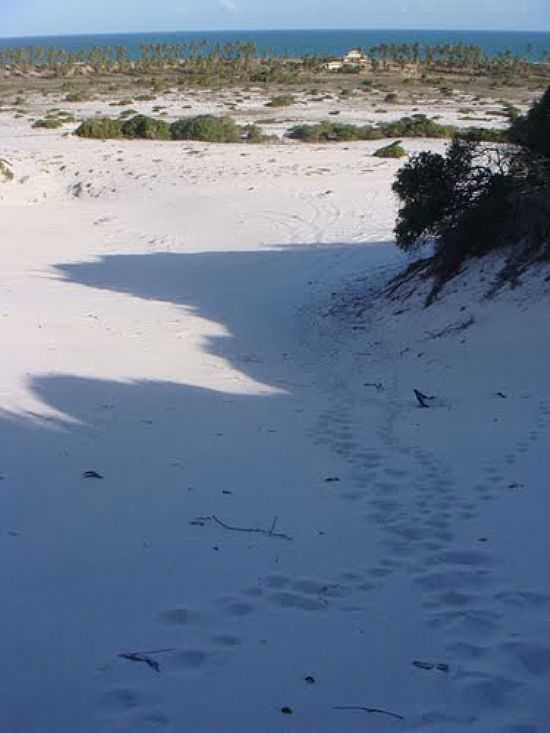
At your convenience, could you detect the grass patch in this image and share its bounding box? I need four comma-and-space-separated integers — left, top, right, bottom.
373, 140, 407, 158
65, 91, 90, 102
32, 117, 64, 129
265, 95, 296, 108
75, 117, 124, 139
170, 115, 241, 142
0, 158, 14, 181
74, 114, 272, 144
121, 114, 171, 140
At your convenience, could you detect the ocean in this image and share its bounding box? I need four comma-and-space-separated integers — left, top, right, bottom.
1, 29, 550, 61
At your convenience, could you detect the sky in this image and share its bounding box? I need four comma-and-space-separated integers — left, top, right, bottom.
2, 0, 550, 38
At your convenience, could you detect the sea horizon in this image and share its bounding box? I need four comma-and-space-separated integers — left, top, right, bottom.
1, 27, 550, 60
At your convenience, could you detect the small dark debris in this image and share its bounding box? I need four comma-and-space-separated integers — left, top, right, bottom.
413, 660, 434, 670
413, 660, 449, 673
495, 392, 508, 399
119, 652, 160, 672
325, 477, 340, 483
304, 675, 316, 684
281, 707, 293, 715
478, 537, 489, 543
222, 490, 233, 495
82, 470, 103, 479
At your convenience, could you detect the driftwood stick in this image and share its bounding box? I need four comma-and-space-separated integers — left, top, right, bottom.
333, 705, 405, 721
211, 515, 292, 541
414, 388, 433, 408
118, 648, 174, 673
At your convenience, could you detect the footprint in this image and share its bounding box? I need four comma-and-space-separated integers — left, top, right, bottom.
459, 673, 523, 710
211, 634, 241, 648
101, 687, 141, 712
268, 591, 327, 611
262, 574, 289, 589
159, 608, 201, 626
501, 641, 550, 677
217, 598, 255, 617
169, 649, 209, 670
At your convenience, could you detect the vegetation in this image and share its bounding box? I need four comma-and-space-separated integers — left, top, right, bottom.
121, 114, 171, 139
373, 140, 407, 158
74, 113, 270, 143
0, 158, 14, 181
390, 86, 550, 302
1, 40, 549, 89
64, 91, 90, 102
169, 115, 242, 142
32, 117, 65, 129
265, 95, 295, 107
75, 117, 124, 138
287, 114, 508, 143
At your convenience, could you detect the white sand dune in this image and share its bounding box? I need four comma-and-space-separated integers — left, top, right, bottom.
2, 112, 550, 733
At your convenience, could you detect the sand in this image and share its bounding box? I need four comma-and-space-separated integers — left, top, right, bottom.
1, 91, 550, 733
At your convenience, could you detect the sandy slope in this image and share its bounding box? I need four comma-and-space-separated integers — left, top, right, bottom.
1, 115, 550, 733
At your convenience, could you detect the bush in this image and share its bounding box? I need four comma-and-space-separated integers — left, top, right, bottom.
456, 127, 509, 143
65, 92, 89, 102
510, 86, 550, 158
170, 115, 241, 143
287, 116, 455, 143
265, 95, 295, 108
383, 114, 455, 138
373, 141, 406, 158
75, 117, 124, 139
0, 158, 14, 181
392, 115, 550, 300
121, 114, 171, 140
287, 121, 377, 142
32, 118, 64, 129
384, 92, 399, 104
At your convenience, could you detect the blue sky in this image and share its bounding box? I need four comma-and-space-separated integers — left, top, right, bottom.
3, 0, 550, 38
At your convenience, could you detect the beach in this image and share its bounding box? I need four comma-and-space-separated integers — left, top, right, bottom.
2, 84, 550, 732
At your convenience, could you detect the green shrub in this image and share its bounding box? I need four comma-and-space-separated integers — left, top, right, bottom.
391, 117, 550, 301
242, 124, 268, 143
75, 117, 124, 139
382, 115, 455, 138
373, 141, 407, 158
32, 118, 64, 129
510, 86, 550, 158
0, 159, 14, 181
457, 127, 509, 143
121, 114, 171, 140
265, 95, 295, 108
287, 115, 454, 143
287, 121, 366, 142
119, 108, 139, 118
65, 92, 89, 102
170, 115, 241, 143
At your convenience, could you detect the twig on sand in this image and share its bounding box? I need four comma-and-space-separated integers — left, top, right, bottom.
414, 389, 434, 408
425, 316, 475, 340
333, 705, 405, 721
118, 649, 174, 673
211, 515, 293, 541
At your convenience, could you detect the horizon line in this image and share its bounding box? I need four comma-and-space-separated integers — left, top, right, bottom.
2, 26, 550, 41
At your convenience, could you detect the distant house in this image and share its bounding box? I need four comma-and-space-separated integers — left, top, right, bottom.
343, 48, 368, 66
324, 60, 344, 71
325, 49, 369, 72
